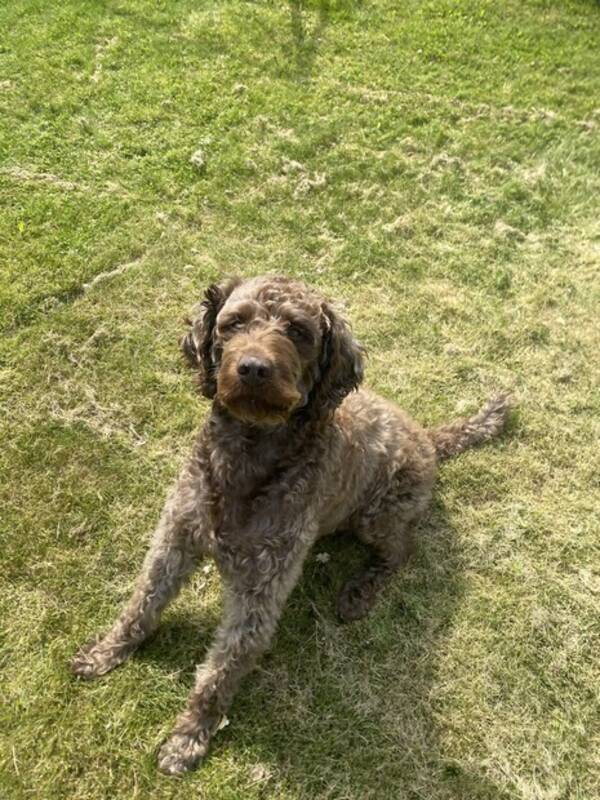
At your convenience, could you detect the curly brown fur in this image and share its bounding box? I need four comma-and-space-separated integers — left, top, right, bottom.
71, 275, 510, 775
430, 394, 511, 459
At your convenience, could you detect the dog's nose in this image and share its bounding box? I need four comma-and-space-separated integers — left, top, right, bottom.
237, 355, 273, 385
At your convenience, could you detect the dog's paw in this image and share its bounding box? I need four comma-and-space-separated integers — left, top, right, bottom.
70, 637, 127, 680
336, 580, 376, 623
157, 731, 206, 775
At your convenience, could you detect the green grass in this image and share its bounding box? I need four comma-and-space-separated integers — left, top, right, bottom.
1, 0, 599, 797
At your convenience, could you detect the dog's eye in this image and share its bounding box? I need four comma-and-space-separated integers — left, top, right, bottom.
220, 316, 243, 333
287, 323, 313, 344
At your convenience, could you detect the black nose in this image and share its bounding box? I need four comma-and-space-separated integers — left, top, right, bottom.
237, 356, 273, 385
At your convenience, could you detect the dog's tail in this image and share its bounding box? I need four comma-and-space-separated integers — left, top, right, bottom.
429, 394, 511, 460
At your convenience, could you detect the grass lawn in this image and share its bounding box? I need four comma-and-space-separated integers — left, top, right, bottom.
1, 0, 599, 797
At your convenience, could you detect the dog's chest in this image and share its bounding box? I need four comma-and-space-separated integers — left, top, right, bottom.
209, 435, 281, 497
206, 433, 312, 575
206, 434, 284, 535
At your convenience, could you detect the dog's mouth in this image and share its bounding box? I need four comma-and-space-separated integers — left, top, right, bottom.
220, 393, 298, 425
216, 375, 302, 426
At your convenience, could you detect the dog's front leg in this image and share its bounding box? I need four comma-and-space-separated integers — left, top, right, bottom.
157, 527, 314, 775
71, 464, 211, 680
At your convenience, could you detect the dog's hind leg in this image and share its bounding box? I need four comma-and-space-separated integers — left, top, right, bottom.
337, 476, 432, 622
336, 526, 414, 622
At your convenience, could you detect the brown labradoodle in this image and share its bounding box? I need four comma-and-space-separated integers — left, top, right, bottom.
71, 275, 510, 775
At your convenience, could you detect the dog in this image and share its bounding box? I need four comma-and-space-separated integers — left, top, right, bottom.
71, 275, 509, 774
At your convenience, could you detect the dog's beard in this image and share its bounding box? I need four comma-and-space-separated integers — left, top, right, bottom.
216, 374, 302, 426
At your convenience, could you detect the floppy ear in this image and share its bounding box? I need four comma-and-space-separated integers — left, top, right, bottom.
309, 301, 364, 415
181, 279, 240, 398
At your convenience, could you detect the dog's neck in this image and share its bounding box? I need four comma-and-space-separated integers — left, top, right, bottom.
202, 402, 319, 498
208, 402, 303, 449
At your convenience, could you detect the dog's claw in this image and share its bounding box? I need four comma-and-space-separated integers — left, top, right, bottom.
70, 653, 100, 679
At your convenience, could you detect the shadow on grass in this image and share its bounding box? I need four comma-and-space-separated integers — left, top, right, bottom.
287, 0, 360, 81
288, 0, 331, 81
138, 502, 511, 799
135, 618, 216, 681
98, 0, 360, 84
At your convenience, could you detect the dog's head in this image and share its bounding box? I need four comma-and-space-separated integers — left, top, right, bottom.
182, 276, 364, 426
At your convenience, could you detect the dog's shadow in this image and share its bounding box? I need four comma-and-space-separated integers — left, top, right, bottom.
138, 503, 508, 799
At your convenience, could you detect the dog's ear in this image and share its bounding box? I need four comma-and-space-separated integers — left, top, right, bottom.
310, 301, 364, 414
181, 279, 240, 398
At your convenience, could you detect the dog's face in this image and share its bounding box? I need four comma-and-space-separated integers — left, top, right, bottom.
182, 276, 364, 426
